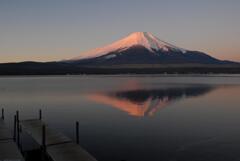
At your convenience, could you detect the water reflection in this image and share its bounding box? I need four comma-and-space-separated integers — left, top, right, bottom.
87, 85, 216, 117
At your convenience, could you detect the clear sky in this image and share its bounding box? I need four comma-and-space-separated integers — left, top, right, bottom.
0, 0, 240, 63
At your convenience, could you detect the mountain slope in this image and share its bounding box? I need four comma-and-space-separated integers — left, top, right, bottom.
71, 32, 186, 60
0, 32, 239, 75
69, 32, 235, 66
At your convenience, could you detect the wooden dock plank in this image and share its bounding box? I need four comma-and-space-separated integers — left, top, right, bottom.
0, 119, 13, 140
20, 119, 71, 146
20, 119, 97, 161
0, 118, 24, 161
48, 142, 97, 161
0, 140, 24, 161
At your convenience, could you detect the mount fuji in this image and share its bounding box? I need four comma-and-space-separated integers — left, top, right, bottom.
0, 32, 239, 75
68, 32, 234, 66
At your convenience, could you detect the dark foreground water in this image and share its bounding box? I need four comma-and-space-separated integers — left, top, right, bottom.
1, 75, 240, 161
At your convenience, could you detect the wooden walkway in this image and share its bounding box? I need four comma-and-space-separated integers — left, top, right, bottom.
20, 119, 97, 161
0, 118, 24, 161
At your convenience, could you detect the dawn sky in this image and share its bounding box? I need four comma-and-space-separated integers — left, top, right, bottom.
0, 0, 240, 63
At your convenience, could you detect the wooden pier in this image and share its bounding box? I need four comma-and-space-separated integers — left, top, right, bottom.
19, 110, 97, 161
0, 109, 24, 161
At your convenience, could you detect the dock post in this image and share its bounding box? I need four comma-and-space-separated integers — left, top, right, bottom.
1, 108, 4, 120
16, 110, 19, 121
19, 125, 23, 152
76, 121, 79, 144
41, 124, 46, 161
42, 124, 46, 152
16, 111, 20, 147
13, 115, 17, 141
39, 109, 42, 120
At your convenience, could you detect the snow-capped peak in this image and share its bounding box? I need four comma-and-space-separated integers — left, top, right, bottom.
72, 32, 187, 60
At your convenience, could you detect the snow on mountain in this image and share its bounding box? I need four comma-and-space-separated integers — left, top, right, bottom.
72, 32, 187, 60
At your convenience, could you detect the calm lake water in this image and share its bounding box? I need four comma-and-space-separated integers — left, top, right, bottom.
1, 75, 240, 161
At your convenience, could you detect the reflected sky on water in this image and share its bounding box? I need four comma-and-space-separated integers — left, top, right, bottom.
0, 75, 240, 161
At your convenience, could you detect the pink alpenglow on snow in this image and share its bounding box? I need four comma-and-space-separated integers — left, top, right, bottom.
72, 32, 187, 60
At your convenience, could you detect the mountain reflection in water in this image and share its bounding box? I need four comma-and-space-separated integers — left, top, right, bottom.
87, 85, 215, 117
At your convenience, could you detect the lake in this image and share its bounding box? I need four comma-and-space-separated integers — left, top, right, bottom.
1, 75, 240, 161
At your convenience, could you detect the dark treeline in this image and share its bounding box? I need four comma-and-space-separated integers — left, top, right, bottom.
0, 62, 240, 75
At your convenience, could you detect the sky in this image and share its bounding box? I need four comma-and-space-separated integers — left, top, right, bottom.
0, 0, 240, 63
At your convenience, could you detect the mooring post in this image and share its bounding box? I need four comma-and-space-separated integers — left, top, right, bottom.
19, 125, 23, 152
1, 108, 4, 120
76, 121, 79, 144
13, 115, 17, 141
39, 109, 42, 120
16, 111, 20, 147
42, 124, 46, 152
16, 110, 19, 121
41, 124, 46, 161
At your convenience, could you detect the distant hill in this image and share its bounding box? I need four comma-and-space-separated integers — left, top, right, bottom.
0, 61, 240, 75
